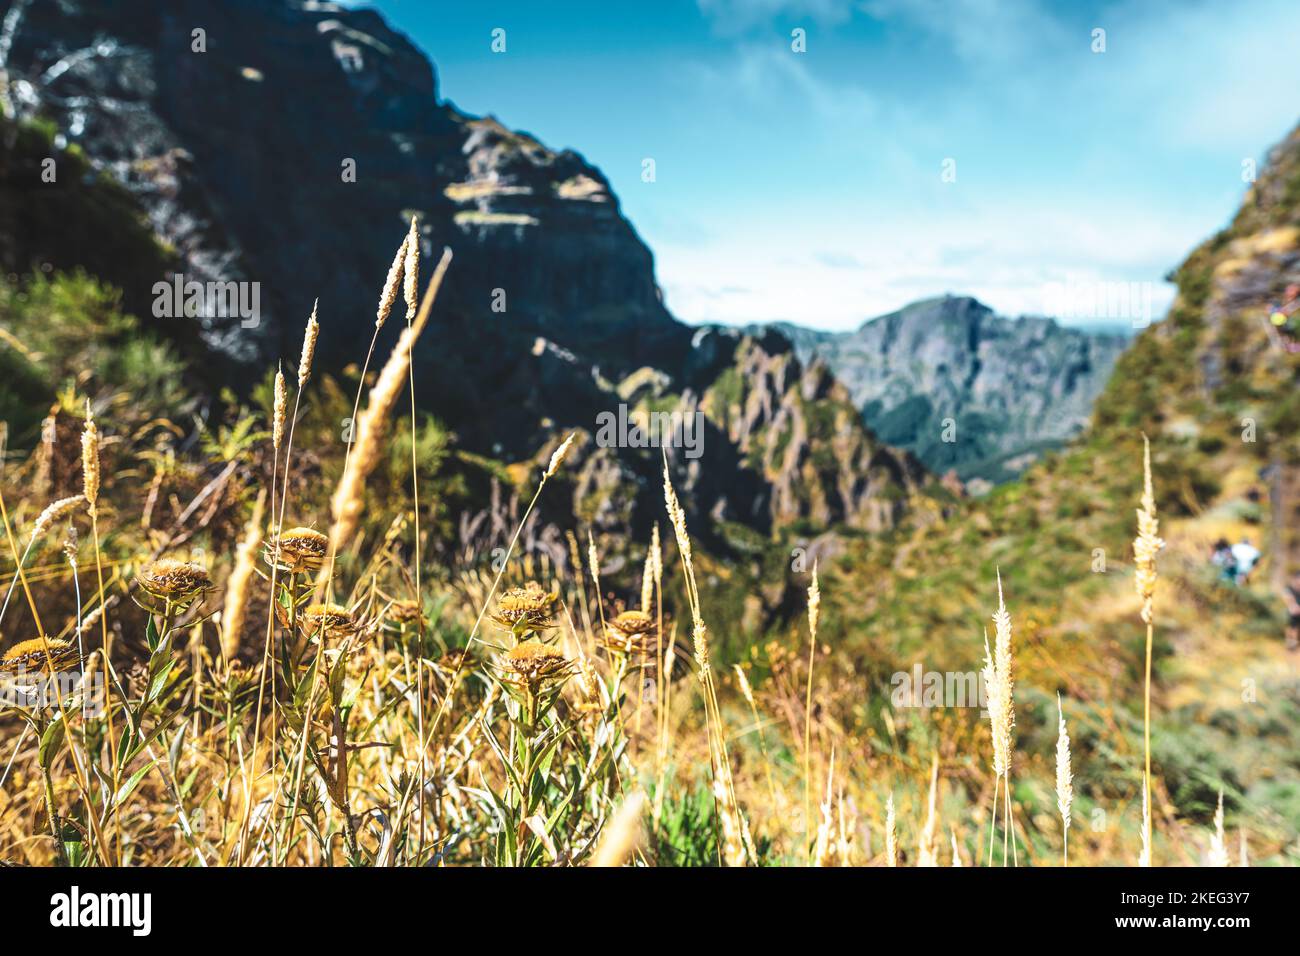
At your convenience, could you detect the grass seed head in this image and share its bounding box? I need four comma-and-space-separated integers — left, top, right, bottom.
80, 405, 100, 516
298, 301, 320, 389
31, 495, 84, 542
1056, 693, 1073, 833
545, 432, 576, 479
1133, 435, 1165, 624
273, 366, 287, 453
376, 232, 407, 329
403, 217, 420, 322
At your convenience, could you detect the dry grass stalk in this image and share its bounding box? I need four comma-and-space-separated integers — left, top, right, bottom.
328, 248, 452, 558
1133, 435, 1164, 860
662, 459, 752, 864
802, 560, 820, 859
835, 787, 856, 865
221, 489, 266, 661
1208, 790, 1229, 866
711, 776, 755, 867
813, 748, 837, 866
951, 827, 963, 866
983, 571, 1017, 865
1138, 773, 1152, 867
918, 751, 940, 866
884, 791, 897, 866
1056, 692, 1073, 865
591, 790, 646, 867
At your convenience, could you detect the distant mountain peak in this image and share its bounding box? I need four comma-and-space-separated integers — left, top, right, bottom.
771, 295, 1130, 482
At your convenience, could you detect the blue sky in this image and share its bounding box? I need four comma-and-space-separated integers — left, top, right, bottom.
353, 0, 1300, 330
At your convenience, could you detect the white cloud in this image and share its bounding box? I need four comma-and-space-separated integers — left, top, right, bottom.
647, 0, 1299, 330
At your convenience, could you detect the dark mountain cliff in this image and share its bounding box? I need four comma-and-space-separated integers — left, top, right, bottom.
0, 0, 926, 551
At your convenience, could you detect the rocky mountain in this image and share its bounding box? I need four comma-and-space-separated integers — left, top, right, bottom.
0, 0, 926, 555
770, 297, 1130, 483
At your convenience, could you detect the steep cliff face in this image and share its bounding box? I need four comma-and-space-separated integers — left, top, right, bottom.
773, 296, 1129, 482
0, 0, 924, 545
0, 0, 679, 369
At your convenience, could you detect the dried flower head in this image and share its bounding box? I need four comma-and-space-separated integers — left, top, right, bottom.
437, 648, 473, 675
0, 637, 79, 674
138, 559, 213, 602
300, 603, 360, 640
491, 581, 557, 633
499, 641, 575, 695
598, 609, 658, 657
266, 526, 329, 574
385, 599, 422, 627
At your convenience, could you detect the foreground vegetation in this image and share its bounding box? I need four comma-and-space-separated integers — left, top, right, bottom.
1, 120, 1298, 865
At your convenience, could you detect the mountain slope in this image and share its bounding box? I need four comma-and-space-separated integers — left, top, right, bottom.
772, 296, 1129, 482
822, 123, 1300, 863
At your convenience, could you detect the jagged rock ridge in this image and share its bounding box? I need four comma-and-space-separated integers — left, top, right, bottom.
771, 296, 1130, 482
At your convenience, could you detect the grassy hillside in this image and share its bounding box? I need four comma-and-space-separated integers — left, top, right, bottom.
792, 124, 1300, 865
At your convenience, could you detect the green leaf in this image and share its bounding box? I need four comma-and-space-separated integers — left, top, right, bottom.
145, 657, 178, 704
38, 715, 66, 770
112, 759, 158, 810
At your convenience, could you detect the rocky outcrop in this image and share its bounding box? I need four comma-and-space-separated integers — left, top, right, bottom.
697, 330, 925, 531
772, 296, 1129, 481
